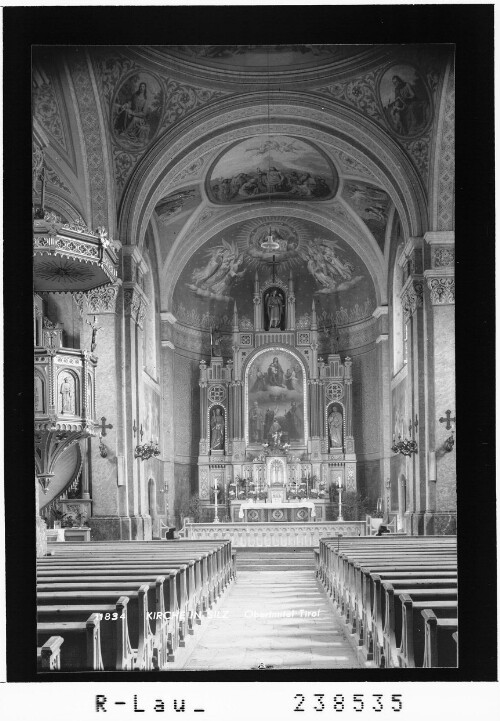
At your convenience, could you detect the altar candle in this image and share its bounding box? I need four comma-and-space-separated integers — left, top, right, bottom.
337, 476, 342, 488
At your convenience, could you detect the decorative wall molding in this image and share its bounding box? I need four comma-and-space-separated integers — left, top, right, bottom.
68, 52, 109, 228
86, 283, 121, 314
424, 270, 455, 305
401, 277, 424, 320
372, 305, 388, 318
424, 231, 455, 269
123, 283, 149, 328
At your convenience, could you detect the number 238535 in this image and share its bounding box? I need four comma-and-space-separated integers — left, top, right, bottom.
293, 694, 403, 713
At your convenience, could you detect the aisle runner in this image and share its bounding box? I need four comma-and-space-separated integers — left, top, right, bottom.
176, 555, 360, 670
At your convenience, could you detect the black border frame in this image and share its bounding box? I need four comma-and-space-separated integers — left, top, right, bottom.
3, 4, 496, 683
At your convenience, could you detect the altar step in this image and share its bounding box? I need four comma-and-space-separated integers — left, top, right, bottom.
236, 549, 315, 571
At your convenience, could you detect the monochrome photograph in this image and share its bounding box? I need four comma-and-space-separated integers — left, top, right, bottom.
1, 6, 496, 701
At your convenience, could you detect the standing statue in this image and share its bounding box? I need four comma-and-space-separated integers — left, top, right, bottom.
60, 376, 74, 414
210, 407, 225, 450
328, 407, 343, 448
266, 289, 284, 329
211, 326, 222, 357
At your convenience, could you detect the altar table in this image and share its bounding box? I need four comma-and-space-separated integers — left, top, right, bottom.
238, 500, 316, 522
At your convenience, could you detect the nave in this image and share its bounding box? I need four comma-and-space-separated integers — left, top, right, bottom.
172, 549, 360, 670
37, 534, 457, 672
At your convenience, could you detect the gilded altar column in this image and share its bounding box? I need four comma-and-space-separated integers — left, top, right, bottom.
287, 271, 296, 330
199, 360, 208, 447
253, 272, 262, 331
424, 231, 455, 535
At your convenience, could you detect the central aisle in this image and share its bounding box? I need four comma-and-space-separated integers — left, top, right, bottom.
174, 549, 361, 670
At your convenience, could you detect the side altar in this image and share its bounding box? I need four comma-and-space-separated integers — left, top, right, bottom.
197, 271, 357, 522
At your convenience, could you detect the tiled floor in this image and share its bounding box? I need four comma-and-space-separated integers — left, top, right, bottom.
174, 562, 361, 670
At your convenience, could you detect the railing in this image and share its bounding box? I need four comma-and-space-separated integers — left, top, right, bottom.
179, 520, 366, 547
254, 332, 295, 347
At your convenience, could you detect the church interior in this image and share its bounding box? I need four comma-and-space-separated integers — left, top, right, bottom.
31, 42, 459, 672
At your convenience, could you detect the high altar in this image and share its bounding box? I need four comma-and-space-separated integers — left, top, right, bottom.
197, 271, 357, 522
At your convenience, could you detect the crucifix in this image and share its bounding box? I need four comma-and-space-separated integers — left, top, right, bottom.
100, 416, 113, 436
86, 315, 102, 353
263, 254, 281, 283
439, 410, 456, 430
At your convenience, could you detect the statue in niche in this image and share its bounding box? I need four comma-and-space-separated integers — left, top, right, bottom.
60, 375, 74, 414
328, 405, 343, 449
210, 407, 225, 450
210, 326, 222, 357
264, 288, 285, 330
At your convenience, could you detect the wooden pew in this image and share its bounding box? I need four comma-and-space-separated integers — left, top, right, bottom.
316, 537, 457, 669
37, 539, 234, 670
421, 609, 458, 668
399, 595, 458, 668
46, 544, 223, 614
39, 561, 191, 637
37, 573, 179, 661
37, 596, 134, 671
37, 635, 64, 670
363, 571, 457, 665
37, 613, 102, 671
38, 584, 157, 670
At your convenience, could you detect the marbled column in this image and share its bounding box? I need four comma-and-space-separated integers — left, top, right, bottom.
399, 237, 427, 535
83, 281, 129, 539
161, 335, 176, 527
373, 306, 391, 505
424, 231, 456, 534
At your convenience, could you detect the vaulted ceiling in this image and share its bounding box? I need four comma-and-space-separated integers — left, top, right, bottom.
32, 44, 454, 327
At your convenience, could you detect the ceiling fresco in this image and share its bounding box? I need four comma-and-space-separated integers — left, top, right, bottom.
163, 45, 375, 69
112, 70, 164, 151
207, 136, 338, 204
341, 180, 392, 252
154, 185, 203, 262
379, 64, 432, 138
172, 217, 376, 331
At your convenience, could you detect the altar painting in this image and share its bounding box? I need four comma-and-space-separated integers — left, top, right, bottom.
247, 349, 305, 446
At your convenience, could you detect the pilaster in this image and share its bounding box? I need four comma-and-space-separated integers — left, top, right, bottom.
423, 231, 456, 534
399, 237, 427, 534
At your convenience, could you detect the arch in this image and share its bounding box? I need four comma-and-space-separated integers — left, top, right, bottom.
118, 93, 428, 251
34, 370, 46, 414
163, 200, 385, 311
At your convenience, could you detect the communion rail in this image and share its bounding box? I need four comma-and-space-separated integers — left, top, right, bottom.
178, 521, 365, 547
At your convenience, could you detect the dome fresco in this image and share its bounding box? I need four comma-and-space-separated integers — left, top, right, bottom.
172, 217, 376, 331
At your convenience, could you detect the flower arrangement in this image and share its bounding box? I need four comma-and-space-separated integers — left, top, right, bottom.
257, 491, 267, 501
